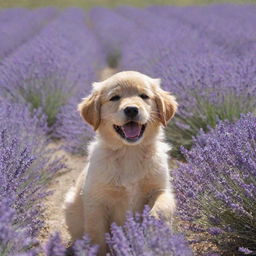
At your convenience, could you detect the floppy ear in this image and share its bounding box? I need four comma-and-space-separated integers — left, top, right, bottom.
154, 88, 178, 127
78, 91, 101, 131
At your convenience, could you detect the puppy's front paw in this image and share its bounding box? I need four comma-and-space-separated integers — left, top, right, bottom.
149, 192, 176, 221
149, 207, 160, 219
149, 205, 172, 220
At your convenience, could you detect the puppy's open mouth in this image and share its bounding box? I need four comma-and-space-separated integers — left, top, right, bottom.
113, 122, 146, 142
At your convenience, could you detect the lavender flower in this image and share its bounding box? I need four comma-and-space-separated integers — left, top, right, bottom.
73, 235, 99, 256
44, 233, 99, 256
44, 233, 66, 256
174, 113, 256, 254
0, 100, 64, 238
55, 94, 94, 155
106, 206, 193, 256
0, 199, 40, 256
239, 247, 254, 255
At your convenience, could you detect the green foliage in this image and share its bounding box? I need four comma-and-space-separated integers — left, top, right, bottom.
0, 0, 255, 9
107, 49, 121, 68
166, 93, 256, 159
196, 177, 256, 254
19, 77, 71, 127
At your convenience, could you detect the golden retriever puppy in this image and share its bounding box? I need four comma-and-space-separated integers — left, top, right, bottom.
64, 71, 178, 255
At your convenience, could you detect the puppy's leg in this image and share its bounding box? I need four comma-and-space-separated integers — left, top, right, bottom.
148, 189, 176, 222
64, 171, 85, 241
83, 204, 108, 256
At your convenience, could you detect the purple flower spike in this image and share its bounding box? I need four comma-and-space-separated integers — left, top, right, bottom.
106, 206, 193, 256
174, 113, 256, 254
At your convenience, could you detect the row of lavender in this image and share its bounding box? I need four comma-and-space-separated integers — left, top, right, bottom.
0, 8, 58, 60
174, 114, 256, 255
0, 7, 102, 255
0, 100, 64, 255
89, 4, 256, 254
0, 7, 104, 126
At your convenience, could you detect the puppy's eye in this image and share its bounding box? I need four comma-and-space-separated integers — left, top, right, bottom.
110, 95, 120, 101
139, 94, 149, 100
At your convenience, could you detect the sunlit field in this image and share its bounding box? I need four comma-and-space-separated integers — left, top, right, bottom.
0, 3, 256, 256
0, 0, 255, 8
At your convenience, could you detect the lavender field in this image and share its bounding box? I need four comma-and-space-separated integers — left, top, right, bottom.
0, 4, 256, 256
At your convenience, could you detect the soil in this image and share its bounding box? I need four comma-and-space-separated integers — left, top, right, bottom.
39, 146, 86, 244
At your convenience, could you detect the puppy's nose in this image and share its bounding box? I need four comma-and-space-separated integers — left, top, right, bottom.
124, 106, 139, 118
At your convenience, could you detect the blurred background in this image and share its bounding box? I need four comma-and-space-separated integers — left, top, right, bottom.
0, 0, 255, 8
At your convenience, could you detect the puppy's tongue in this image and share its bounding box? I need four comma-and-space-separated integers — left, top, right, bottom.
121, 122, 141, 138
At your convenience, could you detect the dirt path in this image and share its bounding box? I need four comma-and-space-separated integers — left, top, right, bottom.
39, 147, 86, 244
99, 67, 118, 81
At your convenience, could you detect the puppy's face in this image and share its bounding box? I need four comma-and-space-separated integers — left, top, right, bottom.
100, 77, 156, 145
78, 71, 177, 146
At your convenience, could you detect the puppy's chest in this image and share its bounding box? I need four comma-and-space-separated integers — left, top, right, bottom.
109, 152, 152, 186
87, 146, 167, 198
102, 157, 157, 205
106, 182, 141, 202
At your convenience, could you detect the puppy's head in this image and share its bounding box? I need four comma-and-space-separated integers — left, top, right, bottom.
78, 71, 177, 146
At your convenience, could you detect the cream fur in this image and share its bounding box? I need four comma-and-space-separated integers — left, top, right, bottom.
63, 71, 177, 255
